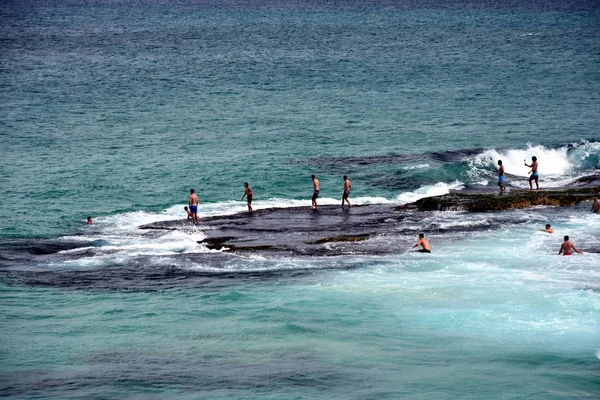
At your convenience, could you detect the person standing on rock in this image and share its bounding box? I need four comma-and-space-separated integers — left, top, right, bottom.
241, 182, 253, 212
311, 175, 320, 209
558, 235, 583, 255
189, 188, 199, 224
497, 160, 506, 193
525, 156, 539, 190
342, 175, 351, 208
591, 196, 600, 213
412, 233, 431, 253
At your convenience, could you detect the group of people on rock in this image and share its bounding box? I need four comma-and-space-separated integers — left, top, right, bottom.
496, 156, 540, 193
496, 156, 598, 256
184, 175, 353, 223
179, 161, 598, 256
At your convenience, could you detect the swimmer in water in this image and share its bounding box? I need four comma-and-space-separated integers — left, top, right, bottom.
540, 224, 554, 233
558, 235, 582, 256
591, 196, 600, 214
87, 216, 93, 224
412, 233, 431, 253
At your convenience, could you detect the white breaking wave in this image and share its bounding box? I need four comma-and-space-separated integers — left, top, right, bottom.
468, 141, 600, 187
473, 144, 572, 177
396, 181, 465, 204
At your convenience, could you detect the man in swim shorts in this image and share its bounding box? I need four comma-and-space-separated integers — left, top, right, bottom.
540, 224, 554, 233
497, 160, 506, 193
412, 233, 431, 253
241, 182, 253, 212
311, 175, 320, 209
188, 188, 199, 224
558, 235, 582, 256
525, 156, 539, 190
342, 175, 351, 208
591, 196, 600, 214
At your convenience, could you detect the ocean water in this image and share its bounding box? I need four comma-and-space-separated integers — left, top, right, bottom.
1, 1, 600, 398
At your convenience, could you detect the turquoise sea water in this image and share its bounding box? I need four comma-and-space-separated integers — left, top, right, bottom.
1, 1, 600, 398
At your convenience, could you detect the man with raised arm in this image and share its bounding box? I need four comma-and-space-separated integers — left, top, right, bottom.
525, 156, 539, 190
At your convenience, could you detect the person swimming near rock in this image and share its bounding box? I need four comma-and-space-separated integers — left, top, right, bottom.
497, 160, 506, 193
412, 233, 431, 253
241, 182, 253, 212
311, 175, 320, 209
558, 235, 583, 256
525, 156, 539, 190
540, 224, 554, 233
342, 175, 351, 208
87, 216, 93, 224
188, 188, 199, 224
591, 196, 600, 213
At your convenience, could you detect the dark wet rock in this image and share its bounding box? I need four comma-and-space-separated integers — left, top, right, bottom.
203, 243, 278, 252
199, 237, 238, 245
141, 204, 403, 256
412, 187, 599, 212
133, 187, 600, 256
569, 174, 600, 187
310, 234, 370, 244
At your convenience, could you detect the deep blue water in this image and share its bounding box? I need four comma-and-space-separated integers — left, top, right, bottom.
1, 1, 599, 398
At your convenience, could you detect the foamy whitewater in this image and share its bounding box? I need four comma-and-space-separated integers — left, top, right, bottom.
1, 1, 599, 399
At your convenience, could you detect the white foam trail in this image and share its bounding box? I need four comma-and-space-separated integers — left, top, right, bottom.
401, 163, 430, 170
467, 141, 600, 188
396, 181, 465, 204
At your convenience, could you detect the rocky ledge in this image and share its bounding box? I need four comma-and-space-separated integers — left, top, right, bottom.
138, 186, 598, 255
411, 186, 599, 212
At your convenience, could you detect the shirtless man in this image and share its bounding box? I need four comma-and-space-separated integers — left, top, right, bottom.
540, 224, 554, 233
558, 235, 583, 256
497, 160, 506, 193
342, 175, 351, 208
412, 233, 431, 253
311, 175, 320, 209
188, 188, 199, 224
241, 182, 253, 212
525, 156, 539, 190
87, 216, 93, 224
591, 197, 600, 214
